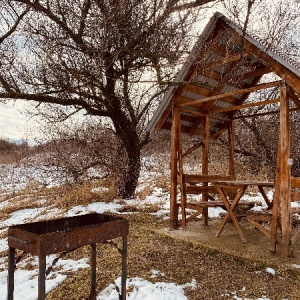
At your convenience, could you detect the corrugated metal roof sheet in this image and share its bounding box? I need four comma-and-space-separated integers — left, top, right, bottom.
146, 11, 300, 137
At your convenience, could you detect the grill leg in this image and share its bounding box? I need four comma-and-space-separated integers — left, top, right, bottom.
90, 243, 97, 300
7, 247, 15, 300
38, 255, 46, 300
121, 235, 127, 300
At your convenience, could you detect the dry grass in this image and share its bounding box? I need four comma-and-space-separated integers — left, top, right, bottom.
44, 213, 300, 300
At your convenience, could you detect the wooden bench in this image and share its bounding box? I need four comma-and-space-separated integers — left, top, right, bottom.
179, 174, 259, 229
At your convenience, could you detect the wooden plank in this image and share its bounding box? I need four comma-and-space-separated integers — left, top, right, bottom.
291, 177, 300, 188
202, 116, 209, 225
242, 66, 271, 79
237, 33, 300, 95
269, 143, 281, 253
184, 174, 235, 183
179, 108, 231, 122
279, 82, 292, 257
287, 87, 300, 109
247, 217, 271, 240
228, 121, 235, 177
204, 52, 249, 71
182, 142, 203, 157
186, 185, 217, 194
170, 107, 179, 230
178, 81, 281, 108
210, 97, 280, 114
177, 109, 187, 230
184, 84, 214, 97
234, 106, 300, 120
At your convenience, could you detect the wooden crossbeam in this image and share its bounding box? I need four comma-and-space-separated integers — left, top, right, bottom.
179, 107, 231, 122
204, 52, 249, 71
182, 142, 203, 157
287, 86, 300, 109
234, 106, 300, 120
178, 81, 281, 108
242, 66, 271, 79
210, 97, 280, 114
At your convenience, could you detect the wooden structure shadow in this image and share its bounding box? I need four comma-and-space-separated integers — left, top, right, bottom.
146, 12, 300, 258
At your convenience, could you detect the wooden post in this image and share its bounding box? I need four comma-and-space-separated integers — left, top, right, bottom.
228, 121, 235, 178
177, 110, 187, 229
269, 144, 281, 253
170, 107, 180, 229
279, 82, 292, 257
202, 115, 209, 225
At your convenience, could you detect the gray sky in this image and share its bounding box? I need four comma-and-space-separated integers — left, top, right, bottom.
0, 101, 33, 141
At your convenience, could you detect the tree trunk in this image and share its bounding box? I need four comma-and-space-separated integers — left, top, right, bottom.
117, 126, 141, 199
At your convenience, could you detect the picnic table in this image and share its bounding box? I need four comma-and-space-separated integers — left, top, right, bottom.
213, 180, 274, 242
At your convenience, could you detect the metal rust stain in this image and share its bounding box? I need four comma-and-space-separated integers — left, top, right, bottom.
8, 213, 129, 256
7, 213, 129, 300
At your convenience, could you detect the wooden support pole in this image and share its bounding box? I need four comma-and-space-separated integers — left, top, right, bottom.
269, 144, 281, 253
170, 107, 180, 229
177, 111, 187, 229
202, 115, 209, 225
228, 121, 235, 178
279, 82, 292, 257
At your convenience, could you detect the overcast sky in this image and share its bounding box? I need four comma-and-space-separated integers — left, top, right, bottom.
0, 101, 35, 142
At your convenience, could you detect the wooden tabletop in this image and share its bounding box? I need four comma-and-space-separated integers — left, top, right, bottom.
213, 180, 274, 187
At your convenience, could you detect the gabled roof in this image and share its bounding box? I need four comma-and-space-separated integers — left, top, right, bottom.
147, 12, 300, 138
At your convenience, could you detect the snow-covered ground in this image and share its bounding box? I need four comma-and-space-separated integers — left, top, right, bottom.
0, 159, 299, 299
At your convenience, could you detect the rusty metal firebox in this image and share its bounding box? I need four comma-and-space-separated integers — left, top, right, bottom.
7, 213, 129, 300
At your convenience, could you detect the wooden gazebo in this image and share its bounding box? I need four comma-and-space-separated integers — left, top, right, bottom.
146, 12, 300, 257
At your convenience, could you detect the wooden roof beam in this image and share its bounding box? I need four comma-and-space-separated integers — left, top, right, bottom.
242, 66, 271, 79
180, 107, 232, 122
210, 97, 280, 114
178, 80, 281, 108
227, 27, 300, 95
204, 52, 249, 71
234, 106, 300, 120
287, 86, 300, 109
183, 85, 237, 104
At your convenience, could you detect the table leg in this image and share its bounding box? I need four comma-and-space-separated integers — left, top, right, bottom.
90, 243, 97, 300
215, 186, 247, 242
7, 247, 15, 300
258, 186, 272, 209
38, 255, 46, 300
121, 235, 127, 300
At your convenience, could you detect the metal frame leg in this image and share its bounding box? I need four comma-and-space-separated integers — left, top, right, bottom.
90, 243, 97, 300
38, 255, 46, 300
7, 247, 15, 300
121, 235, 127, 300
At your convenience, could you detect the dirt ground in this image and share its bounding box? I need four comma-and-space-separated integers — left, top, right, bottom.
47, 214, 300, 300
164, 218, 300, 268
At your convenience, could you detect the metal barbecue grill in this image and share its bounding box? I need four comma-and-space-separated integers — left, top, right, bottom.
7, 213, 129, 300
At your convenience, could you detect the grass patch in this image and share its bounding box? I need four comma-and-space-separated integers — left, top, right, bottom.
45, 213, 300, 299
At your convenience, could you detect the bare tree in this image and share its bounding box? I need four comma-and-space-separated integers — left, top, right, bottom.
0, 0, 216, 198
